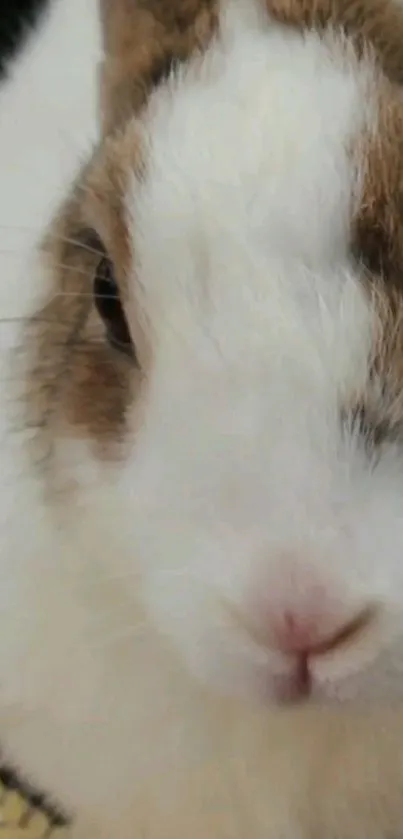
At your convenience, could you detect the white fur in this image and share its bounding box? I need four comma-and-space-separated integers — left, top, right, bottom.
1, 2, 403, 837
126, 3, 403, 703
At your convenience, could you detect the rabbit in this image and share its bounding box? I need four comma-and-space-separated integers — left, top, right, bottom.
5, 0, 403, 836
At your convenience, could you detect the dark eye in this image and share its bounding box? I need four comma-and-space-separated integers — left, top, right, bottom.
93, 256, 136, 360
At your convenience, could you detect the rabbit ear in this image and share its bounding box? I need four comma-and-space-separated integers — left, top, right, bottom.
98, 0, 217, 135
98, 0, 149, 133
264, 0, 403, 84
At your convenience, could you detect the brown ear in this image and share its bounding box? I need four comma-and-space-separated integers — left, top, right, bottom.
98, 0, 154, 133
98, 0, 217, 135
265, 0, 403, 84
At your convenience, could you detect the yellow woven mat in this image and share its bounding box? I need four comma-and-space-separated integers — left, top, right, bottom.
0, 782, 69, 839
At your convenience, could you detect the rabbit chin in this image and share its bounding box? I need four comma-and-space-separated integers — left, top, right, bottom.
143, 615, 403, 708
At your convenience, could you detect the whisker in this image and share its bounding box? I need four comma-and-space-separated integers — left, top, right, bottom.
0, 316, 100, 325
46, 234, 103, 258
0, 317, 56, 324
49, 291, 99, 298
50, 264, 94, 278
0, 231, 103, 260
0, 252, 96, 278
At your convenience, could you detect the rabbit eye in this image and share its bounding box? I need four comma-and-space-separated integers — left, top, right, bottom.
93, 256, 135, 360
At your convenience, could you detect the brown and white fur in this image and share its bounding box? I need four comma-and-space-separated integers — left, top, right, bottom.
5, 0, 403, 836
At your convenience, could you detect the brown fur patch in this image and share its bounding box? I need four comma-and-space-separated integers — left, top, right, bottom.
24, 139, 142, 464
99, 0, 218, 134
348, 77, 403, 444
352, 285, 403, 446
265, 0, 403, 84
24, 1, 222, 464
353, 79, 403, 286
262, 0, 403, 445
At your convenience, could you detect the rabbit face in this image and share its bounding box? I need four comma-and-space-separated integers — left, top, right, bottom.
24, 0, 403, 706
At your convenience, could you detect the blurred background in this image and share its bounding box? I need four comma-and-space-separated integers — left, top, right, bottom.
0, 0, 68, 833
0, 0, 48, 74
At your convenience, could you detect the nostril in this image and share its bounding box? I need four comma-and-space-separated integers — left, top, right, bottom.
312, 606, 375, 655
272, 605, 376, 657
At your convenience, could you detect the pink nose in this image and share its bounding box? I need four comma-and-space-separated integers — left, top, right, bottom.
270, 607, 373, 657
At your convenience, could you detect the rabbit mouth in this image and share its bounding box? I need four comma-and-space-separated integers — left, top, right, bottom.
267, 660, 313, 706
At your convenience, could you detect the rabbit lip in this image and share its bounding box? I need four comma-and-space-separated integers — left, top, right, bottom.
272, 658, 313, 705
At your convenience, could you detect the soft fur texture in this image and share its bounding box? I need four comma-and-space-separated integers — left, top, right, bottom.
5, 0, 403, 837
